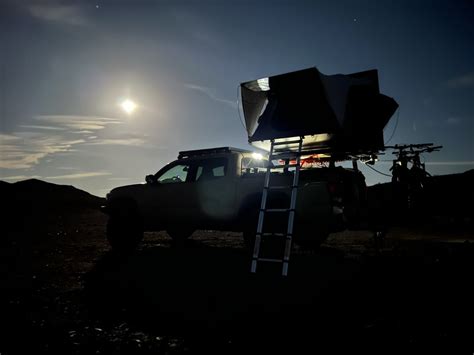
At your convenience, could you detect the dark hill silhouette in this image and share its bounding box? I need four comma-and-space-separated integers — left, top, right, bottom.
1, 178, 104, 212
2, 179, 105, 236
367, 169, 474, 225
422, 169, 474, 221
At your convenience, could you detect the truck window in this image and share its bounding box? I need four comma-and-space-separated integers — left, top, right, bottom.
157, 164, 190, 184
241, 157, 267, 176
194, 158, 227, 182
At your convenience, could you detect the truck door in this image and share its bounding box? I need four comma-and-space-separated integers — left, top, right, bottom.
145, 161, 196, 226
192, 157, 236, 226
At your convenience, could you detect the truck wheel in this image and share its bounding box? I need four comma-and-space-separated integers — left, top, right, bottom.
167, 228, 194, 245
243, 230, 256, 251
295, 230, 328, 251
296, 239, 324, 251
107, 215, 143, 253
239, 195, 260, 252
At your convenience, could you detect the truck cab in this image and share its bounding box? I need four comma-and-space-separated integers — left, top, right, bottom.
141, 147, 256, 229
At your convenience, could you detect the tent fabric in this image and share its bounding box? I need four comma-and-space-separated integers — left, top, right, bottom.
240, 67, 398, 154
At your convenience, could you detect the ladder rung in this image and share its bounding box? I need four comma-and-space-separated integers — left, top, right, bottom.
257, 258, 283, 263
266, 185, 297, 190
271, 150, 300, 156
261, 232, 287, 237
268, 163, 299, 169
262, 208, 293, 212
272, 139, 303, 146
271, 152, 302, 160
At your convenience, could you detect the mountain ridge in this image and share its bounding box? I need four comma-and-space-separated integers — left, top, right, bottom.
1, 178, 105, 212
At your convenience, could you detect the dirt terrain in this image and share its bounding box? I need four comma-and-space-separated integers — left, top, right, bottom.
1, 179, 473, 354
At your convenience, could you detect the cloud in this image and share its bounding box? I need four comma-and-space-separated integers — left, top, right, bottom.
82, 132, 151, 147
0, 132, 85, 169
27, 4, 89, 26
108, 177, 132, 181
34, 115, 122, 131
447, 72, 474, 89
84, 138, 147, 146
446, 117, 461, 125
424, 161, 474, 166
0, 175, 42, 181
184, 83, 237, 109
0, 171, 110, 181
45, 172, 111, 180
57, 167, 80, 171
2, 115, 151, 169
19, 125, 66, 131
416, 117, 466, 129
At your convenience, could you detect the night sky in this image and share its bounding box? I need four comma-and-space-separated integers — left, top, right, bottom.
1, 0, 473, 196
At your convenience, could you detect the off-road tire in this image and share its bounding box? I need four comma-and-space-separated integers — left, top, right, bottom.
167, 228, 194, 246
107, 214, 143, 253
243, 230, 256, 252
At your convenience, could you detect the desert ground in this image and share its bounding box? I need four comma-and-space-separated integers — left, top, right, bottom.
1, 179, 473, 354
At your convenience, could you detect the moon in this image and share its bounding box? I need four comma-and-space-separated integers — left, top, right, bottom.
120, 99, 137, 114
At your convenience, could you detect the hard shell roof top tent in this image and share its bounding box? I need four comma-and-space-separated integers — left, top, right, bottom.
240, 67, 399, 160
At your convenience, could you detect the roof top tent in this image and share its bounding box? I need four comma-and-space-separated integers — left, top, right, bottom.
240, 67, 399, 159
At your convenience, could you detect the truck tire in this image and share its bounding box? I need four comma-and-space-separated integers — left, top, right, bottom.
295, 230, 328, 251
107, 214, 143, 253
239, 194, 261, 252
296, 239, 325, 251
243, 230, 256, 251
167, 228, 194, 244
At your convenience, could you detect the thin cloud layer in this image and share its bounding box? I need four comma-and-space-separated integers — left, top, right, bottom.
84, 138, 147, 146
425, 161, 474, 166
447, 72, 474, 89
45, 172, 111, 180
19, 125, 66, 131
0, 175, 42, 181
0, 132, 85, 169
445, 117, 461, 125
1, 115, 149, 169
108, 177, 132, 181
184, 83, 237, 109
34, 115, 122, 131
27, 4, 89, 27
0, 172, 111, 181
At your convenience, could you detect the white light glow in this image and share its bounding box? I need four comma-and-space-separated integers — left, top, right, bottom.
256, 78, 270, 91
120, 99, 137, 114
252, 152, 263, 160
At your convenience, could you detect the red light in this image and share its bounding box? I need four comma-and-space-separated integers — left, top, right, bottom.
328, 182, 338, 194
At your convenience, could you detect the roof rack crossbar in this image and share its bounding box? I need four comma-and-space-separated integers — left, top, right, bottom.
178, 147, 250, 159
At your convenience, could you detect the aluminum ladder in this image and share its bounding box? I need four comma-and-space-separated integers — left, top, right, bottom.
250, 137, 303, 276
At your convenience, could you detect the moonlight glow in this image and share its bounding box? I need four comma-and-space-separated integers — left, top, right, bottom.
120, 99, 137, 114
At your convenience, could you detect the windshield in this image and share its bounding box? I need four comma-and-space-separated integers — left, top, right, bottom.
156, 163, 190, 184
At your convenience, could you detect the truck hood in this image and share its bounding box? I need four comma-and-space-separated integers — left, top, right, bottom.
108, 183, 145, 199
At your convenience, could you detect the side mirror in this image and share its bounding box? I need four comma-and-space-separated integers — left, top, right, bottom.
145, 174, 157, 184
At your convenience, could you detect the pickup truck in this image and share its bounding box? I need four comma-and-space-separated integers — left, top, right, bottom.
102, 147, 367, 251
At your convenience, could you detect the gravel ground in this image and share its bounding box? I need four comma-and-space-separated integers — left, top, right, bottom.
1, 208, 473, 354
